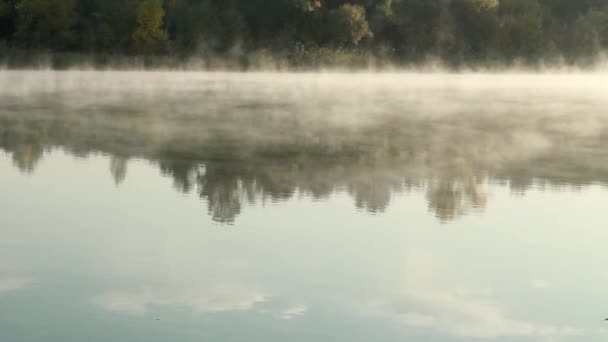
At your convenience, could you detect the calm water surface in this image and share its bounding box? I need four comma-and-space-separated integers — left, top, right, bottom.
1, 71, 608, 341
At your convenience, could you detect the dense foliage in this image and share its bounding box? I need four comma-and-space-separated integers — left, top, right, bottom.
2, 0, 608, 68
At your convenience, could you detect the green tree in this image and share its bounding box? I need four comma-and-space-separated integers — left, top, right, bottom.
328, 4, 373, 46
448, 0, 500, 61
390, 0, 444, 58
132, 0, 168, 52
1, 0, 608, 67
563, 9, 608, 63
166, 0, 222, 51
76, 0, 139, 52
497, 0, 544, 61
0, 0, 16, 41
285, 0, 322, 12
14, 0, 77, 48
218, 5, 250, 50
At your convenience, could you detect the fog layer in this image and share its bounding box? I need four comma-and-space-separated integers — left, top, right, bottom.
2, 71, 607, 223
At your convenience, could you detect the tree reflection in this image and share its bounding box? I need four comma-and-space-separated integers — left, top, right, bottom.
426, 178, 487, 223
2, 76, 608, 224
198, 163, 246, 224
110, 157, 129, 185
11, 144, 44, 174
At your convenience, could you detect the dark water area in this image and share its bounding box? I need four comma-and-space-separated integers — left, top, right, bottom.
1, 71, 608, 341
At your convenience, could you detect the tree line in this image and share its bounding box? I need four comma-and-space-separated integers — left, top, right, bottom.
1, 0, 608, 68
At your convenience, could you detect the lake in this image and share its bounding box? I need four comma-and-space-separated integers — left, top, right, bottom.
1, 71, 608, 342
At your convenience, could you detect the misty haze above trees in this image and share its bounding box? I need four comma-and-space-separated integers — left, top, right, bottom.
1, 0, 608, 67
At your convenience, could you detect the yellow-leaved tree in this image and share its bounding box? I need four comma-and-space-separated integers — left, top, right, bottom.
132, 0, 168, 52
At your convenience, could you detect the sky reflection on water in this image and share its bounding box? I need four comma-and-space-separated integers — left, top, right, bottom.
2, 72, 608, 342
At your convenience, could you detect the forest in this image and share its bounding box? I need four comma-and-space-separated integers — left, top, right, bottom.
1, 0, 608, 68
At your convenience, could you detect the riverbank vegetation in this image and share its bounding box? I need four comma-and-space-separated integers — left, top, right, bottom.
1, 0, 608, 69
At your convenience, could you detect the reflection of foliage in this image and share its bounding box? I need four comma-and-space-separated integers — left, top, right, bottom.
11, 144, 43, 173
426, 178, 487, 223
2, 73, 608, 224
110, 156, 128, 185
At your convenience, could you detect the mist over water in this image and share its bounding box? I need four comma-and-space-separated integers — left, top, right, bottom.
4, 71, 608, 342
2, 71, 608, 223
